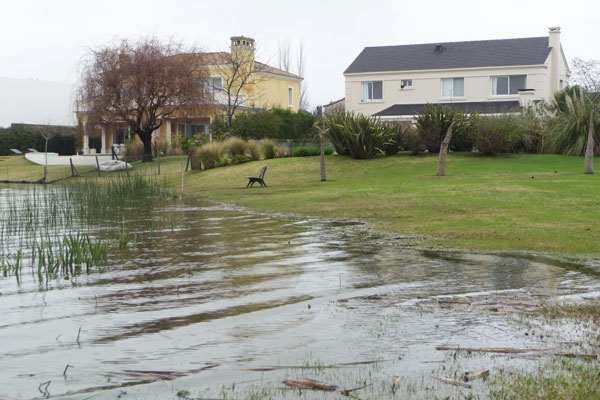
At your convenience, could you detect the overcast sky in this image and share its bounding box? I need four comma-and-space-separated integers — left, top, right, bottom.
1, 0, 599, 126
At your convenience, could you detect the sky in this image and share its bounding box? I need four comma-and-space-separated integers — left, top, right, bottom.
1, 0, 599, 127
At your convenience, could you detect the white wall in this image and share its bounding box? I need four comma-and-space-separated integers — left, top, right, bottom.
345, 64, 550, 116
0, 77, 75, 128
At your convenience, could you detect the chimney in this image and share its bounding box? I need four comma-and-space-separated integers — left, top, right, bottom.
548, 27, 561, 94
230, 35, 255, 64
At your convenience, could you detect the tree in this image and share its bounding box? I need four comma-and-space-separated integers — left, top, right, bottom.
277, 39, 308, 110
571, 58, 600, 174
78, 37, 212, 162
211, 39, 266, 131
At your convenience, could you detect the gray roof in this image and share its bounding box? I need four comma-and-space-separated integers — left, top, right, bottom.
345, 37, 551, 74
373, 101, 521, 117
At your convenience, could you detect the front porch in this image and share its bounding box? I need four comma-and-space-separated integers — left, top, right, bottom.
81, 117, 211, 155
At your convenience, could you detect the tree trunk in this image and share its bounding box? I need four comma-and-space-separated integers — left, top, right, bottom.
436, 121, 456, 176
585, 109, 595, 174
320, 131, 327, 182
139, 131, 153, 162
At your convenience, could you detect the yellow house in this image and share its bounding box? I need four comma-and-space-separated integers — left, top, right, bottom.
79, 36, 303, 155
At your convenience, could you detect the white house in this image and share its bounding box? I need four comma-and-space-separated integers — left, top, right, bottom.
344, 27, 570, 120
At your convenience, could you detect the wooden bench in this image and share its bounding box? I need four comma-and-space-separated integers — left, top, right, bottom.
246, 166, 267, 188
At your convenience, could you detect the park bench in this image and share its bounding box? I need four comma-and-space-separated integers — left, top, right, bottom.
246, 166, 267, 188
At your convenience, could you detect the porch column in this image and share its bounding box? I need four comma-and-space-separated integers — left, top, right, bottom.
100, 125, 106, 154
82, 121, 89, 154
166, 121, 172, 148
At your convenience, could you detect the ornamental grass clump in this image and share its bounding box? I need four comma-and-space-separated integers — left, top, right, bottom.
324, 111, 395, 159
225, 136, 248, 157
261, 139, 278, 159
196, 142, 226, 169
247, 140, 261, 161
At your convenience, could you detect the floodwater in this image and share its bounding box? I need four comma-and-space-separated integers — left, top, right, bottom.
1, 185, 599, 399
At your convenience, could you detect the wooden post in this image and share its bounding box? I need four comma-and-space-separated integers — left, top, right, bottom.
69, 158, 80, 177
157, 145, 161, 176
95, 156, 101, 177
585, 108, 595, 174
185, 155, 190, 172
436, 120, 457, 177
181, 158, 185, 195
320, 129, 327, 182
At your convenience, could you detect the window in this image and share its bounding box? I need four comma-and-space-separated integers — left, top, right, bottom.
288, 87, 293, 107
179, 123, 207, 138
441, 78, 464, 98
114, 126, 130, 145
211, 76, 223, 90
491, 75, 526, 95
362, 81, 383, 100
401, 79, 413, 89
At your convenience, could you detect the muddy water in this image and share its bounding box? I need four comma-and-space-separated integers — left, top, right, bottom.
0, 186, 599, 399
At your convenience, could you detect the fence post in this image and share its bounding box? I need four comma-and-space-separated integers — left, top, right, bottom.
95, 156, 101, 177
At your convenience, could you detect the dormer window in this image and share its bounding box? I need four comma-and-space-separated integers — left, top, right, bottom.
491, 75, 526, 95
362, 81, 383, 100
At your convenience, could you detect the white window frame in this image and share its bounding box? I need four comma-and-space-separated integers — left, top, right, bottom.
288, 86, 293, 107
361, 81, 383, 101
490, 75, 527, 96
179, 123, 208, 138
441, 77, 464, 98
211, 76, 223, 91
400, 79, 413, 89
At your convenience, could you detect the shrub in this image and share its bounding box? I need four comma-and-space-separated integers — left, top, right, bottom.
382, 122, 405, 156
0, 125, 77, 156
400, 125, 426, 155
277, 145, 289, 158
291, 145, 334, 157
225, 136, 248, 157
231, 108, 316, 140
545, 86, 600, 155
231, 154, 251, 165
209, 116, 229, 141
323, 112, 350, 155
124, 136, 144, 158
323, 111, 395, 159
516, 106, 548, 153
247, 140, 261, 161
153, 138, 168, 157
471, 115, 522, 155
415, 104, 473, 153
196, 142, 225, 169
261, 138, 278, 159
215, 154, 232, 168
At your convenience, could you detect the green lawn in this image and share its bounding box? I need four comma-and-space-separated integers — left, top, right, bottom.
162, 152, 599, 257
4, 152, 599, 256
0, 155, 75, 182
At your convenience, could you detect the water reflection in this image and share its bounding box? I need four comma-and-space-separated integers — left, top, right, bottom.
0, 186, 596, 398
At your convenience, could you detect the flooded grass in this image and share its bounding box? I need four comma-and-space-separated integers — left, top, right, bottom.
0, 175, 178, 284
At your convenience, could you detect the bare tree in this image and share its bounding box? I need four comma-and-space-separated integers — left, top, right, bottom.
78, 37, 212, 162
211, 40, 266, 130
277, 40, 292, 73
278, 39, 308, 110
571, 57, 600, 174
296, 41, 308, 110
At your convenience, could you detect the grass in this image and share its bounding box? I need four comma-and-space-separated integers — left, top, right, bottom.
4, 152, 600, 256
0, 155, 76, 182
147, 152, 600, 257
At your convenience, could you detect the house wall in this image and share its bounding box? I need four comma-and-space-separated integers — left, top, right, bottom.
345, 64, 551, 116
255, 74, 301, 110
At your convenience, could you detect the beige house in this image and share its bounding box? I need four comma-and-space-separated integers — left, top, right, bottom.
344, 27, 570, 120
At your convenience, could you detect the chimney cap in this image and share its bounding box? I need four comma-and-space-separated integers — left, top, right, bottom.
548, 26, 561, 33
